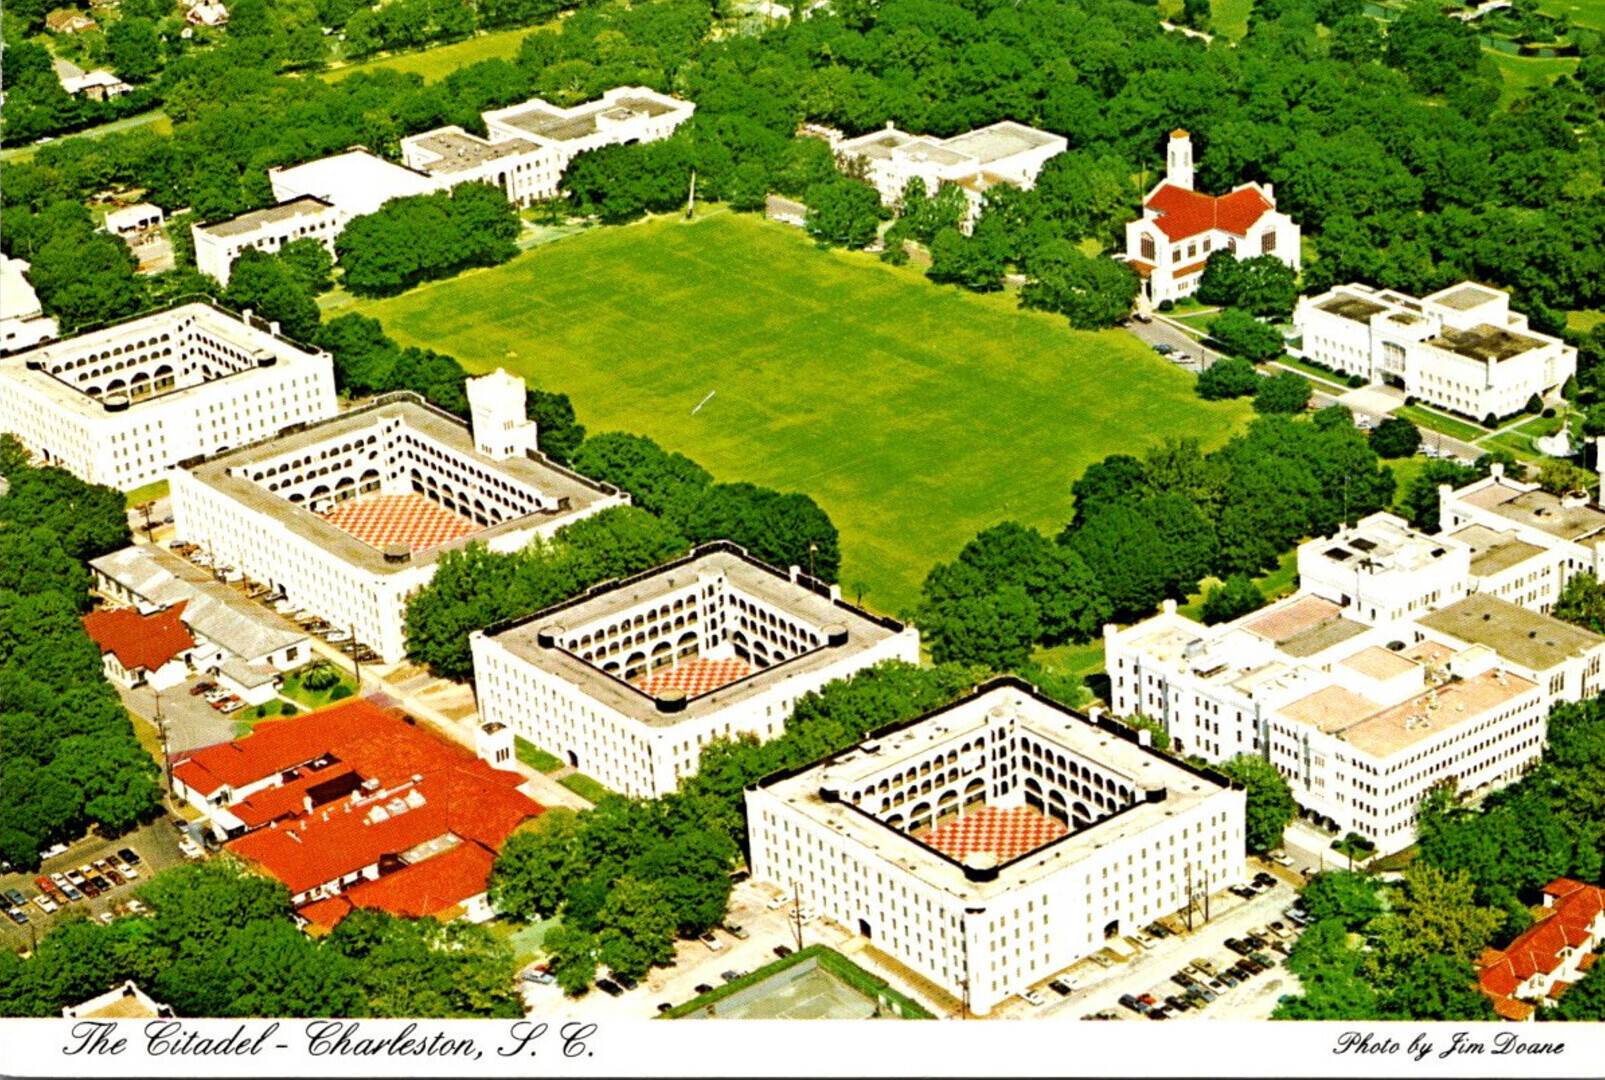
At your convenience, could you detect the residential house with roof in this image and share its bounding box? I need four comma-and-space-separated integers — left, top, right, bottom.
1, 255, 59, 355
1122, 130, 1300, 306
171, 698, 541, 931
45, 8, 97, 33
1293, 281, 1575, 421
832, 120, 1066, 226
1479, 878, 1605, 1020
82, 603, 197, 692
89, 544, 311, 715
52, 58, 131, 101
1105, 509, 1605, 852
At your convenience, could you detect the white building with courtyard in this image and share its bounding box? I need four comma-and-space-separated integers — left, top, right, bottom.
169, 374, 626, 663
746, 678, 1246, 1016
832, 120, 1066, 223
1121, 130, 1300, 306
1293, 281, 1576, 421
0, 302, 336, 491
470, 544, 919, 798
1104, 508, 1605, 853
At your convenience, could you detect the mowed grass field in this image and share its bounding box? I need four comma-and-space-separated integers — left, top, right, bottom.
320, 25, 552, 83
350, 212, 1253, 613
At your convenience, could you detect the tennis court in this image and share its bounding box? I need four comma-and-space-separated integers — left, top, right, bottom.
708, 965, 877, 1020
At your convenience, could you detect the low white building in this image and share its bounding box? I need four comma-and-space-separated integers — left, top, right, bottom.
746, 678, 1246, 1016
192, 196, 344, 286
833, 120, 1066, 223
471, 544, 920, 798
170, 377, 627, 663
103, 203, 163, 237
52, 57, 131, 100
90, 543, 312, 706
268, 148, 442, 219
1122, 130, 1300, 306
1105, 509, 1605, 853
0, 302, 337, 491
399, 127, 555, 208
1293, 282, 1576, 421
482, 86, 694, 200
0, 255, 59, 355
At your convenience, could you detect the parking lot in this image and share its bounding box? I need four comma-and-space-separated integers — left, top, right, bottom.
118, 676, 246, 755
0, 819, 195, 952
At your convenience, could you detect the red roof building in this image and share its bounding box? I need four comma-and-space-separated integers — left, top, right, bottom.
82, 602, 195, 689
172, 698, 540, 930
1121, 129, 1300, 307
1478, 878, 1605, 1021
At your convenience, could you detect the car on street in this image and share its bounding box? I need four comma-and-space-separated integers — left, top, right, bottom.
1269, 851, 1294, 867
596, 979, 623, 997
1131, 311, 1153, 324
1153, 343, 1175, 356
1047, 979, 1074, 997
1020, 989, 1046, 1007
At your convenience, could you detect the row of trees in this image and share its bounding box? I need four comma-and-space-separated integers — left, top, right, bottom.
490, 659, 983, 994
0, 860, 523, 1018
336, 182, 522, 297
916, 411, 1397, 670
0, 436, 162, 871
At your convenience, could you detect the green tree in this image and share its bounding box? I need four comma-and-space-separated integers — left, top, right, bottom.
1253, 371, 1311, 414
1020, 244, 1139, 330
804, 177, 883, 250
1538, 459, 1593, 497
1369, 416, 1422, 458
1196, 357, 1261, 400
1200, 573, 1264, 625
926, 227, 1007, 292
490, 808, 589, 920
1552, 959, 1605, 1021
223, 248, 321, 342
278, 238, 335, 294
106, 17, 163, 83
1301, 871, 1384, 931
1216, 754, 1296, 852
1370, 864, 1504, 977
540, 922, 598, 997
1196, 254, 1299, 319
594, 876, 678, 980
1553, 573, 1605, 634
1395, 458, 1479, 532
1211, 308, 1286, 362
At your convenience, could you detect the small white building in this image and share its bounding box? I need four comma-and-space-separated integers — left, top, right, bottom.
1122, 130, 1300, 306
1105, 508, 1605, 853
170, 379, 627, 663
482, 86, 695, 200
192, 196, 344, 287
0, 302, 337, 491
471, 544, 920, 798
746, 678, 1246, 1016
103, 203, 164, 237
0, 255, 59, 355
186, 1, 228, 26
1293, 281, 1576, 421
268, 148, 442, 220
62, 981, 172, 1019
833, 120, 1066, 224
52, 57, 131, 101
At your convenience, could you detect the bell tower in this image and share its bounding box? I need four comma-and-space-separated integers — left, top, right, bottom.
1166, 129, 1194, 191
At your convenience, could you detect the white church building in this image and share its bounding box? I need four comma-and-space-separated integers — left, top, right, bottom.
1122, 130, 1301, 306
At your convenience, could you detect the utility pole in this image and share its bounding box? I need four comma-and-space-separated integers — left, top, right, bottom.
1203, 867, 1210, 923
137, 500, 156, 542
1184, 861, 1194, 933
685, 169, 697, 220
790, 878, 803, 952
156, 690, 173, 802
808, 542, 818, 581
351, 625, 361, 690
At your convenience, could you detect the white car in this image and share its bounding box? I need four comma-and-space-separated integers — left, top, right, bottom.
178, 839, 205, 859
34, 894, 58, 914
765, 894, 793, 911
117, 862, 139, 879
1020, 989, 1047, 1007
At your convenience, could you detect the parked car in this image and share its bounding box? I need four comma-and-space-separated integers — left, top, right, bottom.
116, 848, 141, 866
773, 944, 793, 959
1047, 979, 1074, 997
1132, 311, 1153, 324
60, 883, 83, 902
614, 973, 638, 991
88, 875, 111, 893
1165, 995, 1191, 1013
1218, 971, 1239, 988
595, 979, 623, 997
1117, 994, 1146, 1015
1153, 343, 1175, 356
1020, 989, 1047, 1007
765, 894, 793, 911
3, 888, 25, 907
720, 970, 743, 983
693, 984, 714, 995
101, 868, 125, 888
178, 839, 204, 859
657, 1003, 673, 1014
725, 923, 749, 940
700, 932, 723, 952
1269, 851, 1294, 867
34, 894, 58, 915
1254, 872, 1277, 888
6, 908, 28, 926
116, 861, 139, 880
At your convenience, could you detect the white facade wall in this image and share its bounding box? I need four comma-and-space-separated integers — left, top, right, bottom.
0, 256, 59, 354
1297, 513, 1473, 625
193, 200, 346, 287
471, 620, 919, 799
399, 127, 557, 208
1125, 209, 1301, 306
0, 305, 336, 491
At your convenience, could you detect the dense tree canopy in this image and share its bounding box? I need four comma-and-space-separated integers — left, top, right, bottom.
1215, 754, 1296, 853
336, 183, 520, 297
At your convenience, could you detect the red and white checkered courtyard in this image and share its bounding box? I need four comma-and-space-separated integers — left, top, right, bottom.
916, 804, 1068, 864
635, 656, 752, 698
320, 493, 481, 552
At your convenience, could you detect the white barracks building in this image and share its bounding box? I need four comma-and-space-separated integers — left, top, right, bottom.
1106, 508, 1605, 853
0, 303, 335, 491
170, 371, 626, 662
747, 679, 1245, 1016
471, 545, 919, 798
1293, 281, 1575, 421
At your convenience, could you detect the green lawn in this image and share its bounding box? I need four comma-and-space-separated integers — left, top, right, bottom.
278, 665, 358, 710
1157, 0, 1253, 37
320, 25, 552, 83
1395, 404, 1488, 444
1487, 50, 1579, 106
125, 478, 170, 508
558, 773, 614, 802
515, 735, 564, 773
1537, 0, 1605, 30
349, 212, 1253, 613
1273, 355, 1353, 392
1570, 310, 1605, 333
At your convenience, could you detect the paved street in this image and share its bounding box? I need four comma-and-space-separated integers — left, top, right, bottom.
0, 820, 193, 953
1124, 316, 1218, 373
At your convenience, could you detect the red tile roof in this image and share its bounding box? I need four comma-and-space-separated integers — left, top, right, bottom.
174, 699, 539, 912
82, 603, 194, 674
1143, 182, 1274, 242
1478, 878, 1605, 1017
295, 841, 497, 930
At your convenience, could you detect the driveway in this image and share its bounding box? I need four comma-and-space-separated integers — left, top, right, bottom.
119, 677, 243, 754
1124, 318, 1218, 373
0, 819, 194, 953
